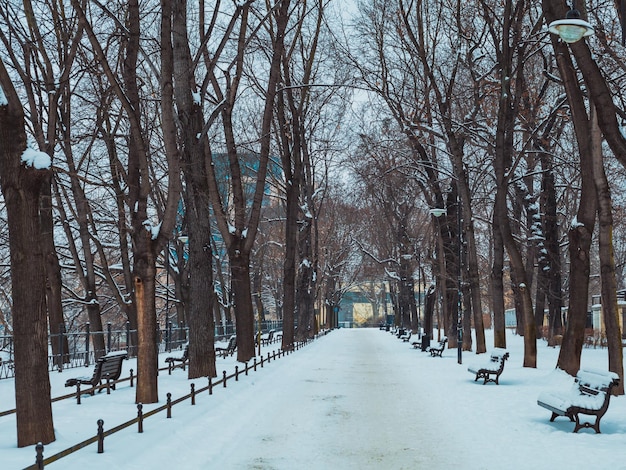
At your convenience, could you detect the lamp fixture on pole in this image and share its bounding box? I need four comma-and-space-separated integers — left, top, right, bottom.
548, 0, 594, 43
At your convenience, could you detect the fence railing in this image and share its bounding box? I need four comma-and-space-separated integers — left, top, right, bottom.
0, 319, 283, 380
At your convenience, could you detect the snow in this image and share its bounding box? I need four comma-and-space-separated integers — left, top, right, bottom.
21, 147, 51, 170
0, 84, 7, 106
143, 220, 161, 239
2, 328, 626, 469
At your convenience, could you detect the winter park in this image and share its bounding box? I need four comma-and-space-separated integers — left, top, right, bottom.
2, 0, 626, 469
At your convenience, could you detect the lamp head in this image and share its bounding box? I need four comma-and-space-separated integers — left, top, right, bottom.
548, 4, 594, 43
429, 208, 447, 218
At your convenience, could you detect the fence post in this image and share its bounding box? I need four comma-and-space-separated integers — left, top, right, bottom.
76, 383, 81, 405
107, 323, 112, 353
57, 323, 64, 372
235, 365, 239, 381
191, 383, 195, 405
35, 442, 44, 469
208, 376, 213, 395
222, 370, 227, 387
97, 419, 104, 453
137, 404, 143, 433
166, 393, 172, 418
130, 368, 134, 387
85, 322, 91, 367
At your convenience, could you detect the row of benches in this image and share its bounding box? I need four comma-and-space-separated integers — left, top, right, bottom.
165, 335, 239, 373
391, 327, 621, 433
64, 335, 241, 393
164, 331, 282, 373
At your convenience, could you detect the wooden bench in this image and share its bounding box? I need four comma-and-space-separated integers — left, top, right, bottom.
260, 329, 275, 345
411, 330, 429, 351
165, 344, 189, 373
400, 330, 411, 342
428, 337, 448, 357
537, 369, 620, 433
216, 335, 237, 358
65, 350, 127, 395
467, 348, 510, 385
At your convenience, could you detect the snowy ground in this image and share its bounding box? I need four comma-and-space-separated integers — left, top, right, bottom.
2, 328, 626, 469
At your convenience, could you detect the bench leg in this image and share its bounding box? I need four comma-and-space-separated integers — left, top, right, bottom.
549, 412, 574, 423
573, 414, 602, 434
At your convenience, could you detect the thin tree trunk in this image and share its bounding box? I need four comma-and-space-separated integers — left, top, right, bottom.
230, 249, 256, 361
540, 153, 563, 341
491, 220, 507, 349
591, 106, 624, 394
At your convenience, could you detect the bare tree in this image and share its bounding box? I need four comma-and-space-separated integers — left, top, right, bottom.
0, 57, 55, 447
203, 0, 290, 362
71, 0, 181, 403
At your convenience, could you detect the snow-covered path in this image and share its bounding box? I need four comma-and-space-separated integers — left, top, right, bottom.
204, 328, 447, 469
4, 327, 626, 469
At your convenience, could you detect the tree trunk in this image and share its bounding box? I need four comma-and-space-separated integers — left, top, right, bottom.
543, 25, 596, 375
230, 248, 256, 362
41, 182, 69, 366
133, 247, 159, 404
540, 153, 563, 341
491, 220, 507, 349
185, 213, 217, 379
0, 58, 55, 446
277, 87, 299, 350
590, 106, 624, 394
169, 0, 217, 379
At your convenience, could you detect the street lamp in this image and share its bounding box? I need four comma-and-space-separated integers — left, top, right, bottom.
430, 202, 463, 365
548, 1, 594, 43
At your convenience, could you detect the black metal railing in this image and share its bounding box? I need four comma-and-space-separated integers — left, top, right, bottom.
0, 319, 284, 380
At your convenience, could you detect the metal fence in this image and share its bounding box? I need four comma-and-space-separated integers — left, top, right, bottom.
0, 319, 283, 380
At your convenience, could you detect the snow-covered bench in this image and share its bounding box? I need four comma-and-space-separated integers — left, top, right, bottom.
260, 329, 276, 345
400, 330, 411, 342
216, 335, 237, 358
467, 348, 509, 385
411, 328, 428, 350
165, 344, 189, 373
428, 337, 448, 357
537, 369, 620, 433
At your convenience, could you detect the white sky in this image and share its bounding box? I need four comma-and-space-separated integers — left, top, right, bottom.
1, 328, 625, 469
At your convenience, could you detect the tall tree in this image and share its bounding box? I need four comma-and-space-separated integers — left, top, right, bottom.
204, 0, 290, 362
71, 0, 181, 403
0, 57, 55, 447
168, 0, 217, 378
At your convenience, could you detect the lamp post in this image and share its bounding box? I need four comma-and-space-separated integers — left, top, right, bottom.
548, 0, 594, 43
430, 200, 463, 365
